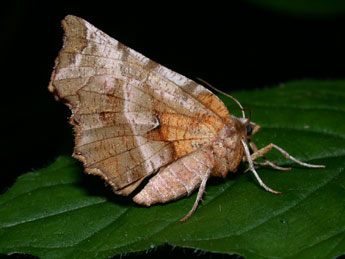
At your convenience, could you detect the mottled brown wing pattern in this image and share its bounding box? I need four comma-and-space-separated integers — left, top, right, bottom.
49, 15, 231, 195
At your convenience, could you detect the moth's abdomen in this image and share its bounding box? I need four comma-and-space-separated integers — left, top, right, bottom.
133, 147, 215, 206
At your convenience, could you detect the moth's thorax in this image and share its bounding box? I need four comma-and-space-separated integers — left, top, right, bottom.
211, 116, 247, 178
220, 116, 247, 139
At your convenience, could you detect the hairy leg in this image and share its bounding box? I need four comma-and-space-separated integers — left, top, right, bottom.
180, 169, 212, 222
245, 142, 325, 169
241, 140, 282, 194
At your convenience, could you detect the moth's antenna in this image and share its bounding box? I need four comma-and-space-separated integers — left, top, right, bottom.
245, 108, 252, 125
196, 78, 245, 119
233, 107, 252, 125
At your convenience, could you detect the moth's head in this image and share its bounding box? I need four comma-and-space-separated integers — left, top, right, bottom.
246, 121, 260, 139
238, 117, 261, 139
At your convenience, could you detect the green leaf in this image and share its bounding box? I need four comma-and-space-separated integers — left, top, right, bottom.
1, 80, 344, 259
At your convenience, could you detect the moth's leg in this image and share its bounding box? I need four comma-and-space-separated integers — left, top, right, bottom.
180, 169, 212, 222
253, 161, 291, 170
244, 160, 289, 173
249, 142, 291, 171
241, 140, 282, 194
247, 142, 325, 169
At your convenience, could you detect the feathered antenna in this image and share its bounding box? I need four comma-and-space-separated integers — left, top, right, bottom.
196, 78, 246, 119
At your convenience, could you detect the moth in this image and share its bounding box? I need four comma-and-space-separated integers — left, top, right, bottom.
49, 15, 325, 222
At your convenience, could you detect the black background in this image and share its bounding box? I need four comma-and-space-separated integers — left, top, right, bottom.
1, 1, 345, 258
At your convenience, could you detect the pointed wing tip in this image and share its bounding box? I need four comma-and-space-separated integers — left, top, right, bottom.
63, 14, 83, 24
47, 14, 90, 104
61, 15, 88, 36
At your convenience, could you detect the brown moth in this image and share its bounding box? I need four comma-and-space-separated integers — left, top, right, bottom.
49, 15, 325, 222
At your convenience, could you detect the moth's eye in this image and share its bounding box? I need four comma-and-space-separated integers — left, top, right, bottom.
246, 124, 252, 136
